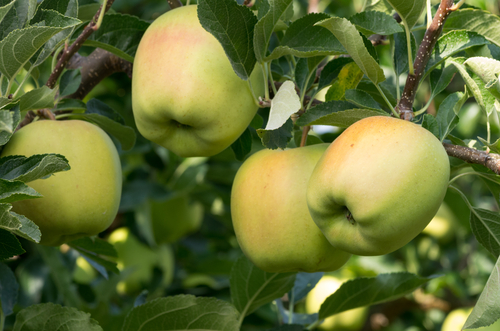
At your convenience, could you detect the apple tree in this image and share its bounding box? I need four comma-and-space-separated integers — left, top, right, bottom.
1, 0, 500, 330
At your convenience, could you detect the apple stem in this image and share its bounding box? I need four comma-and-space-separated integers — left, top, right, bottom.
300, 126, 310, 147
396, 0, 456, 121
45, 0, 116, 89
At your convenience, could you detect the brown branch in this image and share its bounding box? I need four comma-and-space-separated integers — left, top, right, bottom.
167, 0, 182, 9
397, 0, 456, 121
65, 48, 132, 100
45, 0, 115, 89
443, 143, 500, 174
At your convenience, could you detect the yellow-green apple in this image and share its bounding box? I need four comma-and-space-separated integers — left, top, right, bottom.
108, 227, 159, 294
442, 308, 500, 331
306, 275, 368, 330
72, 256, 98, 284
421, 202, 457, 243
1, 120, 122, 246
149, 193, 204, 244
132, 5, 264, 157
231, 144, 351, 273
307, 116, 450, 256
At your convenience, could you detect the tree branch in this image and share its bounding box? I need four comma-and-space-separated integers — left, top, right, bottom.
443, 143, 500, 174
65, 48, 132, 100
45, 0, 116, 89
397, 0, 456, 121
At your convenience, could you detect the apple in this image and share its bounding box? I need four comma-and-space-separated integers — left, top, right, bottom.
305, 275, 368, 330
149, 193, 204, 244
108, 227, 160, 294
132, 5, 264, 157
231, 144, 351, 273
1, 120, 122, 246
442, 308, 500, 331
307, 116, 450, 256
421, 202, 457, 243
72, 256, 97, 284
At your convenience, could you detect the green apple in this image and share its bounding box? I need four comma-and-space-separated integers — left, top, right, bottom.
108, 227, 159, 294
132, 5, 264, 157
306, 275, 368, 330
150, 193, 204, 244
72, 256, 97, 284
421, 202, 457, 243
1, 120, 122, 246
307, 116, 450, 256
442, 308, 500, 331
231, 144, 351, 273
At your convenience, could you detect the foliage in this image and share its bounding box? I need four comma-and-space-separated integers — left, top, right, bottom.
1, 0, 500, 330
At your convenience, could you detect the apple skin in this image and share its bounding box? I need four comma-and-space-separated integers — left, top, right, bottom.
231, 144, 351, 273
150, 194, 204, 244
307, 116, 450, 256
132, 5, 264, 157
442, 308, 500, 331
108, 227, 159, 294
306, 275, 368, 330
0, 120, 122, 246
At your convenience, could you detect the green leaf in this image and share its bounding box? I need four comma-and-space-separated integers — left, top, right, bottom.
435, 91, 466, 141
317, 57, 353, 92
265, 13, 346, 60
364, 0, 393, 14
0, 107, 20, 146
18, 86, 57, 112
0, 228, 24, 260
345, 89, 382, 110
59, 69, 81, 97
392, 31, 416, 76
254, 0, 294, 63
349, 11, 403, 36
198, 0, 258, 80
231, 127, 252, 161
464, 254, 500, 329
421, 114, 439, 138
425, 30, 490, 77
444, 8, 500, 49
230, 255, 296, 317
266, 326, 304, 331
385, 0, 425, 29
324, 62, 364, 101
429, 60, 458, 101
30, 8, 80, 66
0, 203, 40, 243
0, 0, 15, 26
470, 208, 500, 258
54, 98, 86, 112
319, 273, 433, 319
465, 57, 500, 99
0, 262, 18, 314
122, 295, 239, 331
296, 101, 388, 127
68, 237, 119, 278
0, 0, 37, 40
256, 117, 293, 150
78, 13, 149, 62
0, 154, 70, 183
0, 178, 41, 203
86, 97, 125, 124
316, 17, 385, 85
13, 303, 103, 331
0, 15, 80, 80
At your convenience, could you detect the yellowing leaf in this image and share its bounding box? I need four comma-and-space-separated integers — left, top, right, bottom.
265, 81, 301, 130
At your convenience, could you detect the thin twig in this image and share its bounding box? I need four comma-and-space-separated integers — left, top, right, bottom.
45, 0, 115, 89
397, 0, 455, 121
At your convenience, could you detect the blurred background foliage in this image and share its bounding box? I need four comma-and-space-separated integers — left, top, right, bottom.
4, 0, 500, 330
